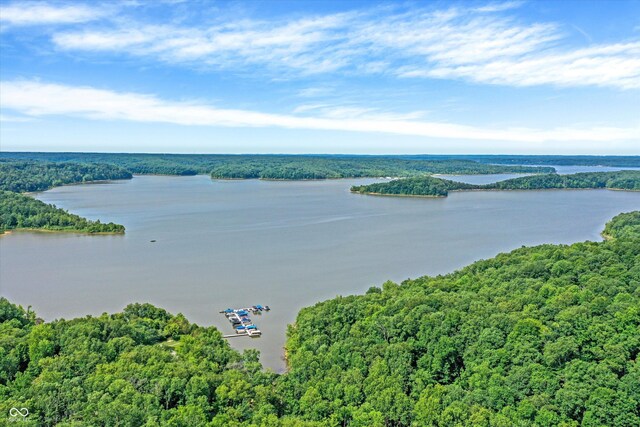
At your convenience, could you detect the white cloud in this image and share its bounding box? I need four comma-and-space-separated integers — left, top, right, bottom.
0, 114, 33, 122
399, 42, 640, 89
0, 2, 107, 26
47, 3, 640, 89
292, 104, 332, 114
2, 80, 638, 143
297, 86, 335, 98
293, 104, 428, 121
52, 13, 360, 74
474, 1, 525, 13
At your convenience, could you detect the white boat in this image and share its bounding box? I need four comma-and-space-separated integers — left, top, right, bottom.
247, 328, 262, 337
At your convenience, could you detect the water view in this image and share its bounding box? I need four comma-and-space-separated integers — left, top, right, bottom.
2, 174, 638, 371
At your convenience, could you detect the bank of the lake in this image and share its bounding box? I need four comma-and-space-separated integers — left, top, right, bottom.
0, 227, 125, 236
0, 190, 126, 235
352, 170, 640, 198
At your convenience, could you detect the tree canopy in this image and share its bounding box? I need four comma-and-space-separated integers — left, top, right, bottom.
0, 161, 129, 234
351, 176, 476, 197
0, 152, 554, 179
352, 171, 640, 197
0, 160, 132, 193
0, 191, 125, 234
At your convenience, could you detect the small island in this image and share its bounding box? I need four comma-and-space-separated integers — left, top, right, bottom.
351, 170, 640, 197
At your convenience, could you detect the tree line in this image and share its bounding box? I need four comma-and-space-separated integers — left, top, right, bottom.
0, 161, 130, 234
0, 152, 555, 179
0, 160, 132, 193
0, 191, 124, 234
1, 211, 638, 425
352, 170, 640, 197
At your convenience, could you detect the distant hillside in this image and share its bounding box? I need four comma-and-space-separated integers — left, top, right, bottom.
404, 154, 640, 168
0, 160, 132, 193
0, 152, 554, 178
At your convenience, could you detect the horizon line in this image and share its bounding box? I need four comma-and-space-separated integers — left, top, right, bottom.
1, 151, 640, 157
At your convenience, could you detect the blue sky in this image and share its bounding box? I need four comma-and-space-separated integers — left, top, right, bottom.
0, 0, 638, 154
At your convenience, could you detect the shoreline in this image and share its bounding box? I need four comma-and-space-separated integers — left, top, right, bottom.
24, 177, 132, 196
0, 228, 125, 236
212, 176, 398, 181
350, 190, 445, 198
352, 187, 640, 199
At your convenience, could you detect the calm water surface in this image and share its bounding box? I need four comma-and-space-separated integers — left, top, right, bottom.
1, 175, 639, 371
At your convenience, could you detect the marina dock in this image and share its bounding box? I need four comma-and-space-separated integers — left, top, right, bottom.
220, 305, 270, 338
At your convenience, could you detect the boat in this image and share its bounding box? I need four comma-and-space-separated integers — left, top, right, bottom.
220, 306, 268, 338
247, 328, 262, 337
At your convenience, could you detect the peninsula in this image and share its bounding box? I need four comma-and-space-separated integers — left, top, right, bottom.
0, 161, 130, 234
351, 170, 640, 197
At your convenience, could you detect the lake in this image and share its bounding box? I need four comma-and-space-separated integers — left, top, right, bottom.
1, 174, 639, 371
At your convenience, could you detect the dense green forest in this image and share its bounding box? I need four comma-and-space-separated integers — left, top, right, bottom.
352, 171, 640, 197
0, 191, 125, 234
487, 171, 640, 191
3, 152, 640, 174
351, 176, 476, 197
0, 152, 554, 178
603, 211, 640, 240
0, 161, 129, 234
282, 211, 640, 426
208, 158, 549, 180
401, 155, 640, 168
2, 212, 639, 426
0, 160, 132, 193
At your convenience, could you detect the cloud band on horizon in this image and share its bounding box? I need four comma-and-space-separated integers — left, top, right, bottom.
1, 80, 638, 144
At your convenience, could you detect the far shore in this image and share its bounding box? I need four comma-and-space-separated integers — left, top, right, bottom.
24, 177, 132, 196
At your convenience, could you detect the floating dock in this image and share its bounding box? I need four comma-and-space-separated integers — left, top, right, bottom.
220, 305, 270, 338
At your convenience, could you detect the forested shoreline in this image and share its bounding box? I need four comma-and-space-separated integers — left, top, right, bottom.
351, 171, 640, 197
0, 152, 556, 178
0, 191, 125, 234
4, 152, 640, 179
0, 161, 129, 234
1, 211, 639, 425
405, 154, 640, 168
0, 160, 132, 193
